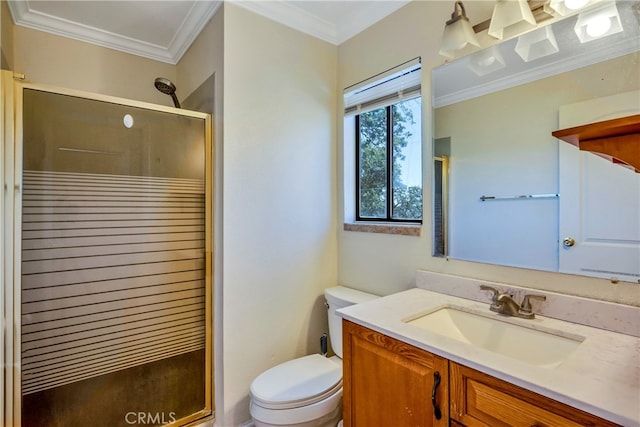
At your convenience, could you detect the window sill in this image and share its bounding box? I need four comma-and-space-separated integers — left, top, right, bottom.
343, 222, 422, 237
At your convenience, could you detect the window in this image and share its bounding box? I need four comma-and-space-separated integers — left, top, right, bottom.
345, 58, 422, 223
356, 98, 422, 221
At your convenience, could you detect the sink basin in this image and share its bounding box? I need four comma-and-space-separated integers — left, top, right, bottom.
405, 306, 584, 367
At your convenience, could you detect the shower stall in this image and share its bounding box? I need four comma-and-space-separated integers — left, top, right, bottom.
1, 71, 213, 426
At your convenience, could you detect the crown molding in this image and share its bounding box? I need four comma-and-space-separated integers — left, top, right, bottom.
7, 1, 221, 65
233, 1, 339, 45
233, 1, 410, 45
167, 1, 222, 63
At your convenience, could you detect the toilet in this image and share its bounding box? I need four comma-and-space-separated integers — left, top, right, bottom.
249, 286, 378, 427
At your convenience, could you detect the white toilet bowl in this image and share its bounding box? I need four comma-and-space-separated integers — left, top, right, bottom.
249, 286, 378, 427
250, 355, 343, 427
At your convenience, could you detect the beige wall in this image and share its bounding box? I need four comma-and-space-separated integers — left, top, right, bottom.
221, 3, 337, 425
337, 1, 639, 305
13, 25, 176, 105
1, 0, 14, 70
177, 5, 223, 104
175, 6, 340, 424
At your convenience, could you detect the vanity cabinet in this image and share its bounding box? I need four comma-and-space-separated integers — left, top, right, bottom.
342, 321, 619, 427
342, 320, 449, 427
449, 362, 618, 427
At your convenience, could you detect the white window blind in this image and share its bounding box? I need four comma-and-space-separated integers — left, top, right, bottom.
344, 57, 421, 116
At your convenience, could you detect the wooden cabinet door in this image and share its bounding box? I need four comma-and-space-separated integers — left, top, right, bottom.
342, 320, 449, 427
449, 362, 620, 427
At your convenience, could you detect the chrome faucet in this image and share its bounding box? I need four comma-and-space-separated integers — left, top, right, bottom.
480, 285, 546, 319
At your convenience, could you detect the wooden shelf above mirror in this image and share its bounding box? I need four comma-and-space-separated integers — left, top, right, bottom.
552, 114, 640, 173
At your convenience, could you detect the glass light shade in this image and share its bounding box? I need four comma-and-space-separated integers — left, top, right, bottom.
439, 17, 481, 58
545, 0, 591, 16
467, 46, 506, 76
515, 26, 559, 62
574, 0, 623, 43
488, 0, 537, 40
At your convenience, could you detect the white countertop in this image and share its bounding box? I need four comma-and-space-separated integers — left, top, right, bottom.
338, 287, 640, 426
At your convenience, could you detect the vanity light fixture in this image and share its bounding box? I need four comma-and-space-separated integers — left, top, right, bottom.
515, 25, 559, 62
488, 0, 538, 40
563, 0, 591, 9
467, 46, 506, 76
574, 0, 623, 42
545, 0, 592, 16
439, 1, 481, 58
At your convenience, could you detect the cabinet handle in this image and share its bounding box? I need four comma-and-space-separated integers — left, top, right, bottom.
432, 371, 442, 420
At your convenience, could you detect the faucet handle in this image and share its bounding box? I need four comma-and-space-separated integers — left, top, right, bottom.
519, 294, 546, 316
480, 285, 500, 302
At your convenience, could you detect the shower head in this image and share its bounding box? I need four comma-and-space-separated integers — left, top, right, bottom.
154, 77, 181, 108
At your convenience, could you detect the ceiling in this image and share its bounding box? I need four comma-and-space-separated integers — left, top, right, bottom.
7, 0, 413, 64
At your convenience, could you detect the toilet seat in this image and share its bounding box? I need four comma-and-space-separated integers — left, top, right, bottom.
250, 354, 342, 410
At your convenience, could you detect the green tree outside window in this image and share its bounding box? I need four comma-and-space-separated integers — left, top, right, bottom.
358, 97, 422, 221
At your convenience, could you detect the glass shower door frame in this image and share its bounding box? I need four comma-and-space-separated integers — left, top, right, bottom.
2, 73, 213, 427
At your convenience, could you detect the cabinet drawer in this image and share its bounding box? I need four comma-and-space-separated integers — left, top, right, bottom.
450, 362, 619, 427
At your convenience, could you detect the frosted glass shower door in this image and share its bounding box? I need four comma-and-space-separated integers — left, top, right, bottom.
18, 87, 212, 427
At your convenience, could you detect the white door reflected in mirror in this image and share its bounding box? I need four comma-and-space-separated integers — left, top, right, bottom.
558, 91, 640, 283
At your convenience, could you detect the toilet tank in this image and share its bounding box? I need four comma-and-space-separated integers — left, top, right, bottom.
324, 286, 378, 358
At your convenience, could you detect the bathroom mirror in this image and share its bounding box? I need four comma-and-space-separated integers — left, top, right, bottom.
432, 0, 640, 282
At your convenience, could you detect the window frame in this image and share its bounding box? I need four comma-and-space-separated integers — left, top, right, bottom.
355, 99, 422, 224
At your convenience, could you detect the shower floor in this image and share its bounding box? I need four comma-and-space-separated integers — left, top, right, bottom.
22, 349, 205, 427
